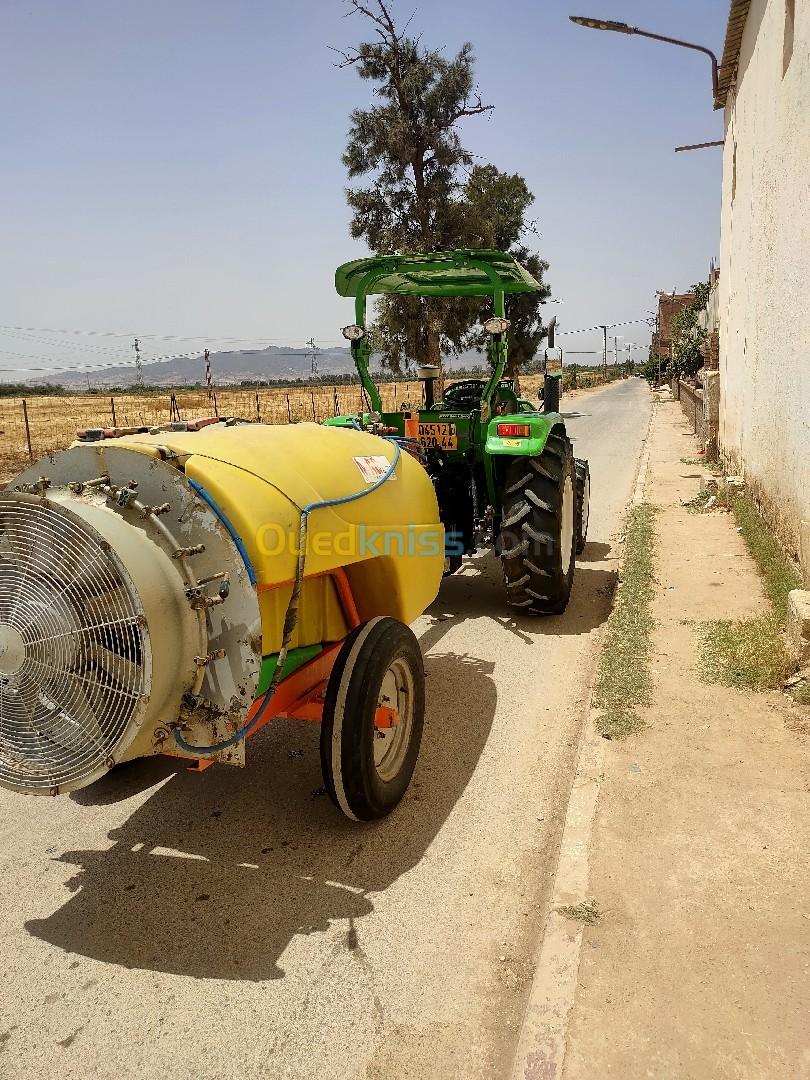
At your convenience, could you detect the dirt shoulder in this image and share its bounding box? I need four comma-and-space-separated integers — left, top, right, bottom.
563, 400, 810, 1079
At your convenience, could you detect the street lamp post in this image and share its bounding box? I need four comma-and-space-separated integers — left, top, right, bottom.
569, 16, 721, 107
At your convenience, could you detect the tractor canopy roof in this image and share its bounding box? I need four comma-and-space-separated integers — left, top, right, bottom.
335, 249, 542, 299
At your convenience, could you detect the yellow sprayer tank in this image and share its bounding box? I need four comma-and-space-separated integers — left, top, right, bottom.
0, 421, 443, 818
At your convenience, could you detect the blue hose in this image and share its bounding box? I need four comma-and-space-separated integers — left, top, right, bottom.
174, 440, 402, 756
187, 478, 257, 585
301, 440, 401, 515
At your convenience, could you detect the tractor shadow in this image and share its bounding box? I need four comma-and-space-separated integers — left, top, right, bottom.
25, 652, 496, 982
580, 540, 613, 562
430, 549, 617, 638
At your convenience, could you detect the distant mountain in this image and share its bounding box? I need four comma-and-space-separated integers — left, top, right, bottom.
37, 345, 355, 389
33, 344, 490, 389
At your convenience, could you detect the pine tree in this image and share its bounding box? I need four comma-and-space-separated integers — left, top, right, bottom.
337, 0, 550, 375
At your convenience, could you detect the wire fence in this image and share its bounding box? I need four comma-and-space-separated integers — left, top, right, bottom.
0, 368, 615, 482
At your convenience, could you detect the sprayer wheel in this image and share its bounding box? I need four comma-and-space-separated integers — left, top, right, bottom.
499, 433, 576, 615
320, 617, 425, 821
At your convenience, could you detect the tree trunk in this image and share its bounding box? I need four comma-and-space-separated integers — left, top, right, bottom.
423, 299, 441, 365
426, 327, 441, 365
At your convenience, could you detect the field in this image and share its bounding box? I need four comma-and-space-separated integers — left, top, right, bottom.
0, 368, 614, 481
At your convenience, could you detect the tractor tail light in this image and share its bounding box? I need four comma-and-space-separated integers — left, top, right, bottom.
497, 423, 532, 438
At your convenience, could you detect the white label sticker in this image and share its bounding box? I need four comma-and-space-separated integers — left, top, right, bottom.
353, 455, 396, 484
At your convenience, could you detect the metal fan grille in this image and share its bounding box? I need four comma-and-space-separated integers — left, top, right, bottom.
0, 497, 146, 792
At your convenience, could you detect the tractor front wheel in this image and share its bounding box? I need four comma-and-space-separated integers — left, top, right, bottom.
499, 434, 576, 615
320, 617, 425, 821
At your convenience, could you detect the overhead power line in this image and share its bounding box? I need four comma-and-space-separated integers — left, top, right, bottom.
0, 323, 345, 347
0, 324, 279, 344
0, 330, 135, 354
0, 347, 346, 375
558, 317, 652, 337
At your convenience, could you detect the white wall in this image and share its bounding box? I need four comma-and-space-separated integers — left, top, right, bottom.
719, 0, 810, 570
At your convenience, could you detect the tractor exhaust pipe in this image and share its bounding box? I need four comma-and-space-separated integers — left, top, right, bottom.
417, 365, 440, 410
543, 374, 560, 414
543, 318, 562, 415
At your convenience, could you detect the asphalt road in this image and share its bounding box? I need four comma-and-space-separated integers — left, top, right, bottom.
0, 378, 651, 1080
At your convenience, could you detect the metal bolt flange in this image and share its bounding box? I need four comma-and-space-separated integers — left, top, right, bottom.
173, 544, 206, 559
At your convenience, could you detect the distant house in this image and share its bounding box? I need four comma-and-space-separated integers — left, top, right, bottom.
651, 291, 694, 361
715, 0, 809, 580
697, 265, 721, 370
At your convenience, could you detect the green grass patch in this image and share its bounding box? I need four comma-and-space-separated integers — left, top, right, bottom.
682, 485, 734, 515
731, 494, 802, 622
680, 456, 724, 475
696, 494, 801, 692
682, 490, 712, 514
592, 503, 657, 738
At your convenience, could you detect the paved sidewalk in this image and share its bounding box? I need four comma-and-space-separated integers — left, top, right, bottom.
563, 401, 810, 1079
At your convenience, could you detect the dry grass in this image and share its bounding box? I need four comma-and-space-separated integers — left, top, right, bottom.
789, 680, 810, 706
592, 503, 658, 739
557, 899, 602, 925
0, 369, 614, 482
698, 615, 794, 691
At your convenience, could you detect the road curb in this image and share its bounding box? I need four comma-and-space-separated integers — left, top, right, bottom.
509, 400, 655, 1080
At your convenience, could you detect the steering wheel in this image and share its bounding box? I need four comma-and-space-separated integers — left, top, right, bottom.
441, 379, 520, 414
440, 379, 488, 409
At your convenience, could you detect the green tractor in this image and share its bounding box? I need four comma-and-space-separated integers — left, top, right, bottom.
325, 249, 590, 615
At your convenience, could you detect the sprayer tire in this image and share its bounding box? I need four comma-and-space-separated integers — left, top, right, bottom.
320, 617, 425, 821
499, 434, 576, 615
575, 458, 590, 555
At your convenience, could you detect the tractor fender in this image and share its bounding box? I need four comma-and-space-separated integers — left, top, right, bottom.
485, 412, 565, 457
323, 414, 364, 429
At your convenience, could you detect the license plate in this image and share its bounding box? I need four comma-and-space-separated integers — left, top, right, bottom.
418, 422, 458, 449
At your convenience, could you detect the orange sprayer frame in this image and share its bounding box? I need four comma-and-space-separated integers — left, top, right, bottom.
249, 567, 399, 735
247, 566, 360, 737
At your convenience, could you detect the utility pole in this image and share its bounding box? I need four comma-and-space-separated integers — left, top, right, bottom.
133, 337, 143, 387
600, 325, 608, 378
306, 337, 319, 377
204, 348, 212, 401
614, 335, 619, 369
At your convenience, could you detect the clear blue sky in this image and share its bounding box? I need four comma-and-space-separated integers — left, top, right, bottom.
0, 0, 728, 376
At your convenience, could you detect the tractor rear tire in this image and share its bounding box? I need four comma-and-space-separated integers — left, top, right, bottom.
499, 434, 576, 615
320, 617, 425, 821
575, 458, 590, 555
